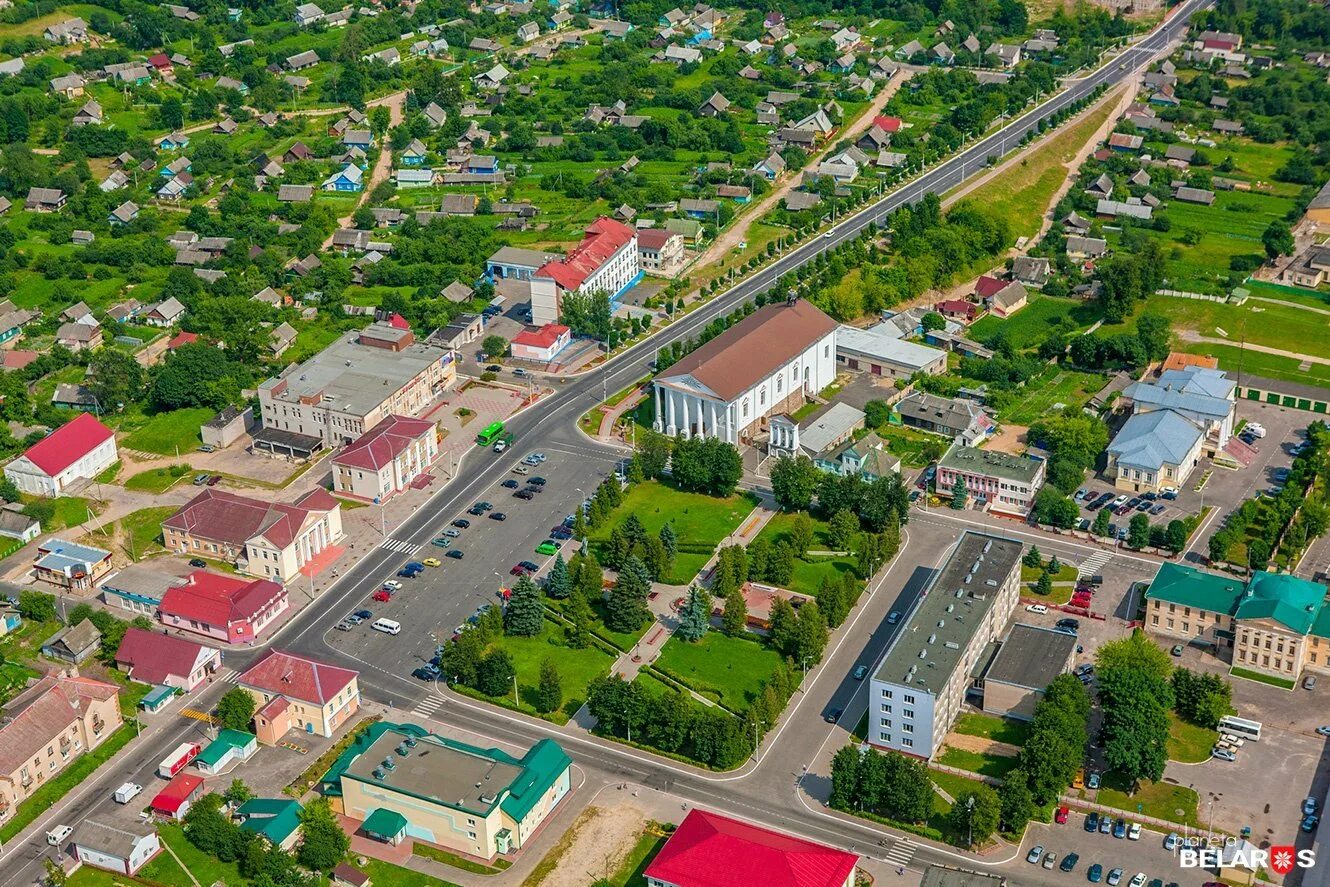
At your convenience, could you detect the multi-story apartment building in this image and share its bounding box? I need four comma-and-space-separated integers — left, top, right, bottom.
530, 217, 640, 326
867, 531, 1022, 759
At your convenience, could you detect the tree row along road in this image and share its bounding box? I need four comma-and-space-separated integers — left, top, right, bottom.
0, 2, 1208, 879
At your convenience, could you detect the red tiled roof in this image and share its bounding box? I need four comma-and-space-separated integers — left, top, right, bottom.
0, 674, 120, 774
160, 571, 285, 628
973, 275, 1005, 298
238, 649, 357, 705
333, 415, 436, 471
644, 809, 858, 887
163, 488, 336, 551
636, 228, 676, 249
20, 413, 114, 478
1202, 38, 1235, 50
934, 299, 975, 315
115, 627, 215, 684
148, 53, 171, 68
258, 696, 290, 720
512, 324, 570, 349
152, 772, 203, 815
536, 217, 635, 292
167, 331, 199, 350
872, 115, 902, 132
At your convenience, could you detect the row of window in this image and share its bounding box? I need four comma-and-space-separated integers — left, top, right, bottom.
880, 689, 917, 704
877, 732, 914, 748
1235, 648, 1294, 673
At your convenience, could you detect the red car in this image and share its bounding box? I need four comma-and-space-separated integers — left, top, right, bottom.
1055, 806, 1069, 824
372, 589, 392, 602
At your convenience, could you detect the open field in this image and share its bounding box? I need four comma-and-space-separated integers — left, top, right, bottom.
121, 408, 213, 456
970, 294, 1103, 348
1145, 293, 1330, 362
1000, 367, 1107, 425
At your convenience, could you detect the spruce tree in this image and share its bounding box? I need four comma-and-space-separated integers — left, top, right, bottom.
722, 584, 748, 635
535, 658, 563, 713
676, 585, 712, 641
546, 553, 570, 599
504, 574, 544, 636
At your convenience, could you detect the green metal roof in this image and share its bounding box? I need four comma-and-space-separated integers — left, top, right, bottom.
196, 729, 256, 766
1236, 571, 1327, 635
237, 798, 303, 845
501, 738, 572, 823
363, 807, 408, 839
1145, 562, 1246, 615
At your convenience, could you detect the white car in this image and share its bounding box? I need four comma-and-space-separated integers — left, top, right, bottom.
1128, 822, 1142, 841
1164, 832, 1178, 851
1159, 485, 1180, 496
1112, 495, 1129, 507
1244, 422, 1266, 438
1129, 874, 1147, 887
46, 824, 73, 846
383, 580, 402, 591
1026, 603, 1049, 614
1213, 746, 1237, 761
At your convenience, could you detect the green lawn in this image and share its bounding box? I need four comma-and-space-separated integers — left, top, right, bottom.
1167, 711, 1218, 763
969, 295, 1103, 349
109, 505, 177, 561
590, 481, 757, 584
1144, 293, 1330, 362
610, 830, 669, 887
1021, 564, 1080, 583
875, 423, 945, 468
937, 746, 1021, 778
952, 712, 1032, 745
123, 465, 192, 494
477, 619, 615, 723
1230, 666, 1295, 689
752, 512, 860, 598
0, 722, 139, 841
22, 494, 98, 532
121, 408, 214, 455
654, 631, 785, 713
1177, 341, 1330, 391
1097, 775, 1200, 827
363, 858, 462, 887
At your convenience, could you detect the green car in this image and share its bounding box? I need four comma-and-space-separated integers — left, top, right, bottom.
535, 541, 559, 556
432, 537, 452, 548
1087, 864, 1103, 883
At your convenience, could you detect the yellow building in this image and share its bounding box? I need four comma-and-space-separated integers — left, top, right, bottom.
321, 723, 571, 860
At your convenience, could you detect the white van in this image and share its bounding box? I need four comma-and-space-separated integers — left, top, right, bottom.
1245, 423, 1266, 439
114, 782, 143, 804
372, 618, 402, 635
47, 824, 73, 846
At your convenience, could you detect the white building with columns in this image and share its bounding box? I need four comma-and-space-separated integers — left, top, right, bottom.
652, 300, 839, 444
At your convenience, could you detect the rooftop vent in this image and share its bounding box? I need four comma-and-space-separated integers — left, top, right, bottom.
964, 574, 971, 584
944, 641, 960, 650
918, 649, 927, 660
395, 744, 410, 757
405, 736, 418, 748
937, 620, 946, 628
945, 604, 954, 613
927, 633, 937, 644
955, 589, 965, 599
372, 768, 385, 780
985, 579, 998, 587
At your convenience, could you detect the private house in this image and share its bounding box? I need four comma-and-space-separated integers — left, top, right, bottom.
50, 74, 85, 99
1066, 236, 1107, 260
935, 444, 1046, 517
41, 619, 102, 664
342, 130, 374, 151
332, 415, 440, 503
294, 3, 325, 25
644, 809, 858, 887
323, 164, 364, 192
401, 139, 429, 165
157, 132, 190, 151
867, 532, 1022, 759
0, 508, 39, 543
394, 168, 436, 188
239, 649, 360, 740
510, 324, 571, 362
4, 413, 117, 497
74, 819, 162, 876
895, 392, 994, 446
320, 722, 571, 859
72, 100, 103, 126
0, 305, 34, 344
1011, 256, 1051, 288
1145, 563, 1330, 684
24, 188, 66, 213
0, 674, 122, 824
835, 325, 946, 379
114, 627, 221, 691
473, 64, 511, 90
163, 488, 343, 583
256, 322, 457, 449
815, 432, 901, 481
984, 280, 1028, 318
1282, 245, 1330, 290
143, 297, 186, 327
108, 201, 139, 225
44, 17, 89, 43
56, 321, 103, 351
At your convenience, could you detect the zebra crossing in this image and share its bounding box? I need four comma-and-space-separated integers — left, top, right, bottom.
412, 696, 444, 719
217, 670, 239, 685
381, 538, 422, 555
882, 838, 916, 867
1077, 550, 1112, 578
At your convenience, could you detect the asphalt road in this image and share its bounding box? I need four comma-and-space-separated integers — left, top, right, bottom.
0, 4, 1212, 880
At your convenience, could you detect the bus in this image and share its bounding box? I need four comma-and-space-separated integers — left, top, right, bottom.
1218, 715, 1262, 741
476, 421, 504, 446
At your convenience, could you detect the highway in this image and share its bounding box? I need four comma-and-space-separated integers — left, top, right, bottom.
0, 3, 1209, 880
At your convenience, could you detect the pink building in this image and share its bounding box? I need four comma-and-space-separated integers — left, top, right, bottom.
510, 324, 571, 362
158, 571, 289, 644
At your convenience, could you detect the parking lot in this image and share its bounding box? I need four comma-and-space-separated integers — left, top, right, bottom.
322, 440, 619, 685
1010, 809, 1196, 887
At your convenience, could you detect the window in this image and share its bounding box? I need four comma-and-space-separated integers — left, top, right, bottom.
879, 732, 891, 743
1151, 615, 1159, 625
903, 694, 915, 704
903, 723, 913, 734
881, 704, 892, 713
882, 689, 892, 699
880, 718, 891, 728
904, 709, 914, 719
902, 738, 913, 748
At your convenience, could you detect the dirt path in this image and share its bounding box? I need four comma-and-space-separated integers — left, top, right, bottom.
1249, 296, 1330, 317
531, 803, 650, 887
943, 732, 1022, 758
694, 66, 918, 267
321, 90, 408, 248
1177, 330, 1330, 366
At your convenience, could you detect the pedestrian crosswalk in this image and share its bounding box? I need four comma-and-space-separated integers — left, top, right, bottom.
1077, 550, 1112, 578
382, 538, 422, 555
883, 838, 916, 867
412, 696, 444, 719
217, 670, 239, 685
180, 708, 220, 726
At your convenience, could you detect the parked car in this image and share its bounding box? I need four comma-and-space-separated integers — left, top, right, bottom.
372, 590, 391, 602
114, 783, 143, 804
1317, 725, 1330, 737
1056, 618, 1080, 633
1129, 873, 1146, 887
1043, 852, 1057, 870
189, 558, 207, 568
46, 825, 73, 846
1061, 853, 1080, 873
334, 620, 353, 631
1150, 504, 1167, 515
1112, 495, 1129, 507
1088, 771, 1101, 790
536, 541, 559, 555
1026, 603, 1049, 614
490, 512, 507, 521
422, 557, 440, 567
1212, 747, 1237, 761
1085, 811, 1100, 832
432, 537, 452, 548
530, 477, 547, 486
413, 665, 441, 681
1100, 814, 1113, 836
446, 550, 464, 559
1164, 833, 1178, 851
1106, 869, 1123, 887
1128, 823, 1141, 841
1056, 806, 1069, 824
1026, 846, 1045, 864
501, 479, 519, 489
824, 709, 841, 724
1113, 819, 1127, 839
1087, 864, 1103, 883
1171, 644, 1184, 656
1305, 798, 1319, 816
1303, 814, 1320, 833
452, 519, 470, 529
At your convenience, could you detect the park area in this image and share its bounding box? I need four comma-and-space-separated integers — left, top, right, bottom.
751, 512, 860, 599
653, 631, 786, 714
589, 481, 756, 585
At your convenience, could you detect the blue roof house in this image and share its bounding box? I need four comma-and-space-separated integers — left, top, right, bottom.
1105, 409, 1205, 494
322, 164, 364, 192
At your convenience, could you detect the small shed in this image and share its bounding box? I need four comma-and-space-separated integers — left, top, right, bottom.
195, 729, 258, 775
140, 684, 180, 713
150, 772, 204, 820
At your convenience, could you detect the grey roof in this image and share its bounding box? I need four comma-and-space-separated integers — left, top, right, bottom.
1123, 376, 1233, 420
1066, 236, 1107, 257
938, 444, 1043, 484
836, 324, 946, 371
1311, 180, 1330, 212
1107, 409, 1205, 472
872, 532, 1023, 694
796, 402, 865, 455
487, 246, 558, 270
983, 623, 1077, 690
1097, 198, 1152, 220
75, 819, 157, 859
897, 392, 985, 430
